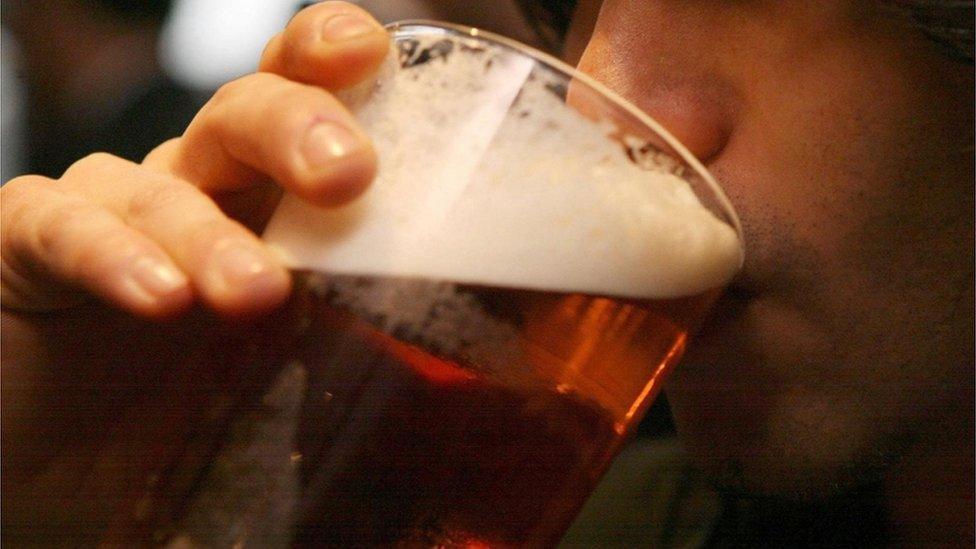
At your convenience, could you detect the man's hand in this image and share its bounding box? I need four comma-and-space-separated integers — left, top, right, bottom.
0, 2, 390, 539
1, 1, 388, 320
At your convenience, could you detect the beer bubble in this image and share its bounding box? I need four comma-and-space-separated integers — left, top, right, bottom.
308, 273, 525, 379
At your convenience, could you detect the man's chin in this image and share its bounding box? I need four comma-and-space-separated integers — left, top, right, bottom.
669, 407, 903, 505
686, 451, 877, 503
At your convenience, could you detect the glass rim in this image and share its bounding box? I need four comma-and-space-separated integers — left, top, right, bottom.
386, 19, 745, 260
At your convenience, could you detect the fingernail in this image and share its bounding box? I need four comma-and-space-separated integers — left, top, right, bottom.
320, 13, 377, 42
208, 241, 290, 312
214, 243, 275, 288
130, 256, 188, 298
301, 120, 363, 170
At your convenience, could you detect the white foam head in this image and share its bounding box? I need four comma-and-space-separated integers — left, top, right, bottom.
263, 28, 743, 299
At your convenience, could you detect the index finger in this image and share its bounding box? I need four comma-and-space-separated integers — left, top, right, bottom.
260, 1, 389, 90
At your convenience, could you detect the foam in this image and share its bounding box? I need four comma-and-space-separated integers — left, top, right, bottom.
319, 274, 524, 380
263, 32, 742, 299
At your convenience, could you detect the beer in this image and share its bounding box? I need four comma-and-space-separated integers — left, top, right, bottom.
286, 277, 620, 547
4, 24, 745, 547
240, 26, 743, 547
120, 272, 720, 547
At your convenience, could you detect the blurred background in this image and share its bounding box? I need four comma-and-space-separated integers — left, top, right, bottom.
0, 0, 549, 181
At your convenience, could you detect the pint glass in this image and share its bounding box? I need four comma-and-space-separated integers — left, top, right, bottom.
4, 22, 743, 548
252, 21, 743, 546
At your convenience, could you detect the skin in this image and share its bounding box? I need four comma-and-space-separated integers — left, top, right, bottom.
1, 1, 388, 535
1, 0, 972, 544
570, 0, 974, 543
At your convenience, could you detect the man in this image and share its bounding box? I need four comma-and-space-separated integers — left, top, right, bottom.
1, 1, 972, 546
563, 1, 975, 546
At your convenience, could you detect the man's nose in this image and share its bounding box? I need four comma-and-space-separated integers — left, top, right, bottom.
576, 40, 735, 164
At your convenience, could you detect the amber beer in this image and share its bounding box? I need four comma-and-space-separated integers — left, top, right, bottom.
49, 269, 720, 548
172, 21, 743, 548
237, 271, 721, 547
0, 269, 721, 548
3, 22, 745, 548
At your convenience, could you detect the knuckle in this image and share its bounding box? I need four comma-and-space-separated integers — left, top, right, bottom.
63, 152, 128, 178
142, 138, 182, 167
58, 153, 136, 194
2, 175, 52, 206
1, 177, 57, 255
0, 178, 137, 286
79, 151, 118, 165
3, 173, 51, 189
211, 73, 275, 105
31, 204, 143, 283
210, 74, 340, 142
206, 80, 248, 119
33, 203, 98, 255
210, 77, 246, 104
259, 33, 284, 68
125, 177, 201, 221
203, 74, 283, 132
